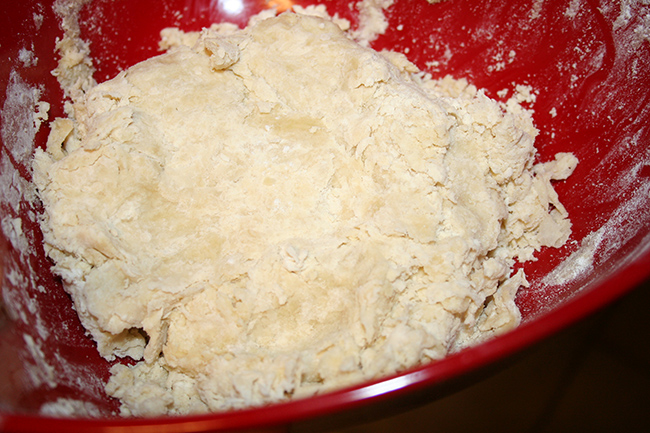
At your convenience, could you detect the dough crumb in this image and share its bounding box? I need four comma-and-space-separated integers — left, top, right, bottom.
35, 8, 576, 416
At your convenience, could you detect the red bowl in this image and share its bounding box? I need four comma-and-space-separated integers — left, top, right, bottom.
1, 0, 649, 431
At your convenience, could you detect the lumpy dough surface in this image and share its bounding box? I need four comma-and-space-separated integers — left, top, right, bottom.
34, 11, 577, 416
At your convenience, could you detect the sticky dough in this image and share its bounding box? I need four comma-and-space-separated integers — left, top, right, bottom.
34, 11, 577, 416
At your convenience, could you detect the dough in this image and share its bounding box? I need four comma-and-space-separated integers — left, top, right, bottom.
34, 10, 577, 416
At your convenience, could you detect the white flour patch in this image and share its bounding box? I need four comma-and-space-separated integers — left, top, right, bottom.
40, 398, 102, 418
529, 0, 545, 20
1, 71, 49, 167
564, 0, 583, 19
1, 217, 28, 256
18, 48, 39, 68
541, 231, 600, 286
23, 334, 57, 388
614, 0, 650, 31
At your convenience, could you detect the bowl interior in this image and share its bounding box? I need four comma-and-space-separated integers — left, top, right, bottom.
1, 0, 649, 430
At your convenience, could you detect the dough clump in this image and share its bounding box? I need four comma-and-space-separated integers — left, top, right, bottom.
34, 11, 577, 416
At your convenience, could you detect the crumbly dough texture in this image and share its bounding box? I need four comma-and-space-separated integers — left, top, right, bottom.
34, 11, 577, 416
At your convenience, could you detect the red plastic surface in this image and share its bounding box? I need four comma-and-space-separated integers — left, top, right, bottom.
1, 0, 649, 432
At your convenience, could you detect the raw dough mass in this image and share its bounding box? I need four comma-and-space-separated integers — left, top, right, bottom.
34, 10, 577, 416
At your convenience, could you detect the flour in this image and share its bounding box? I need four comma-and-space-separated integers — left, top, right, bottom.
0, 67, 47, 333
1, 71, 49, 168
0, 2, 111, 416
540, 0, 650, 289
23, 334, 57, 388
18, 48, 39, 68
40, 398, 102, 418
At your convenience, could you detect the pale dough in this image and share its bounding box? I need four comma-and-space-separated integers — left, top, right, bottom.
34, 11, 577, 416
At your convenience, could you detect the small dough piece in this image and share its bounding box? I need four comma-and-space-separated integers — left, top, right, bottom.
35, 11, 576, 416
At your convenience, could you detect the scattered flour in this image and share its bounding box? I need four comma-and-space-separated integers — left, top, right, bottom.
0, 1, 111, 418
18, 48, 39, 68
1, 71, 50, 167
40, 398, 102, 418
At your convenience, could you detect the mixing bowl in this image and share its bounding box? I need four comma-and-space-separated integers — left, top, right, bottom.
1, 0, 649, 431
